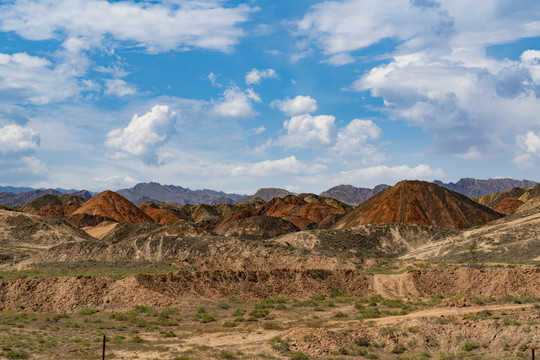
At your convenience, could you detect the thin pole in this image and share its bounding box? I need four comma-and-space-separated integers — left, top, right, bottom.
532, 348, 535, 360
102, 334, 106, 360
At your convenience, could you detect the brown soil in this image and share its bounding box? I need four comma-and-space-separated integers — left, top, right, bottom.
1, 268, 539, 312
214, 215, 300, 239
82, 220, 118, 239
217, 195, 345, 230
138, 204, 181, 225
35, 201, 81, 218
492, 197, 524, 214
73, 190, 154, 223
333, 180, 503, 230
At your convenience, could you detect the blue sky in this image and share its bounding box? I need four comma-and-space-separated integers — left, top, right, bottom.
0, 0, 539, 194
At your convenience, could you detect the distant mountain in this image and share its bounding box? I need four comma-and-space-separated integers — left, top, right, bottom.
116, 182, 244, 205
239, 188, 292, 202
0, 186, 37, 194
320, 184, 390, 206
0, 189, 64, 207
332, 180, 503, 230
434, 178, 537, 198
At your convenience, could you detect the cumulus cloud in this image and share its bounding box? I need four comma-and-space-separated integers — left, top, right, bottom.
0, 52, 78, 105
517, 131, 540, 154
0, 0, 254, 53
277, 114, 336, 148
213, 87, 259, 119
297, 1, 540, 158
0, 124, 40, 155
333, 119, 382, 155
104, 79, 136, 97
272, 95, 318, 116
0, 123, 46, 183
245, 68, 277, 85
231, 156, 326, 177
105, 105, 177, 165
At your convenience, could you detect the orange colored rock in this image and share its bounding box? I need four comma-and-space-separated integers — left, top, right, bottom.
216, 195, 345, 230
73, 191, 153, 223
139, 204, 181, 225
332, 180, 503, 230
492, 198, 524, 215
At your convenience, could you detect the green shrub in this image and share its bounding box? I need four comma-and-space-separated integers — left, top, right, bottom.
222, 320, 237, 328
461, 341, 479, 351
79, 307, 99, 315
217, 302, 230, 309
289, 351, 309, 360
5, 350, 30, 359
130, 336, 144, 343
391, 343, 406, 354
232, 309, 246, 316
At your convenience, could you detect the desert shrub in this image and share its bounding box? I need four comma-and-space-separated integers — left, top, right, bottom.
461, 341, 479, 351
79, 307, 99, 315
5, 350, 30, 359
133, 305, 158, 316
217, 302, 230, 309
289, 351, 309, 360
379, 326, 397, 335
333, 311, 347, 318
311, 293, 326, 301
217, 350, 236, 359
355, 336, 370, 347
161, 331, 176, 338
199, 314, 216, 323
262, 321, 281, 330
222, 321, 237, 328
407, 326, 420, 333
232, 309, 246, 316
130, 336, 144, 343
269, 336, 290, 352
250, 309, 270, 318
391, 343, 406, 354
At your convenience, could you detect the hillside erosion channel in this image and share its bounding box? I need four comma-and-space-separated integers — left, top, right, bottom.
1, 267, 539, 312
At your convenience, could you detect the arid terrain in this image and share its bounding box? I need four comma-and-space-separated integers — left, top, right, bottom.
0, 180, 539, 359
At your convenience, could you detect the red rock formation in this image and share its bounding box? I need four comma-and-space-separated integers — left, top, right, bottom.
332, 180, 503, 230
73, 191, 153, 223
492, 198, 524, 215
139, 204, 181, 225
35, 201, 81, 218
216, 195, 345, 230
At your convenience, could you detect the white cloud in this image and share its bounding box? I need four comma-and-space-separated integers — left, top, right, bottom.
208, 72, 222, 87
518, 131, 540, 154
105, 105, 177, 165
297, 1, 540, 159
297, 164, 445, 189
272, 95, 318, 116
231, 156, 326, 177
213, 87, 258, 119
325, 53, 355, 66
0, 124, 40, 155
0, 52, 79, 105
278, 114, 336, 148
104, 79, 136, 97
254, 126, 266, 134
333, 119, 382, 155
92, 175, 138, 189
245, 68, 277, 85
0, 0, 254, 53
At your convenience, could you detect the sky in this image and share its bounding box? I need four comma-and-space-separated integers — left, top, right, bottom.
0, 0, 539, 194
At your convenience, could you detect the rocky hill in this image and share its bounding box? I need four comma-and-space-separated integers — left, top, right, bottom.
492, 198, 524, 215
19, 194, 86, 215
332, 180, 503, 230
214, 215, 300, 240
320, 184, 390, 206
117, 182, 243, 205
474, 183, 540, 208
0, 209, 95, 263
239, 188, 292, 202
73, 191, 153, 223
435, 178, 537, 198
216, 195, 346, 230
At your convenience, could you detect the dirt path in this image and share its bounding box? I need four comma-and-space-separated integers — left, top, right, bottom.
371, 303, 535, 326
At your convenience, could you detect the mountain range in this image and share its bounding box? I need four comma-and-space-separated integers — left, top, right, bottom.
0, 178, 537, 207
